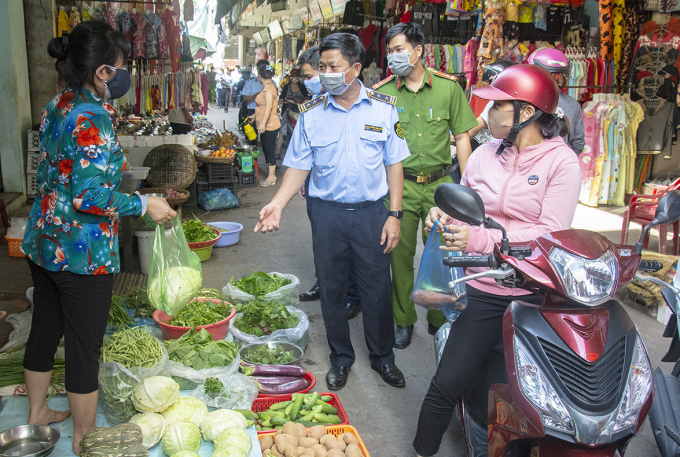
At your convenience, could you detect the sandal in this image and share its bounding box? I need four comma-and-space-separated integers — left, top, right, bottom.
259, 178, 277, 187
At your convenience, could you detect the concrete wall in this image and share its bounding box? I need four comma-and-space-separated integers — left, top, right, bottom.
0, 0, 32, 195
24, 0, 58, 126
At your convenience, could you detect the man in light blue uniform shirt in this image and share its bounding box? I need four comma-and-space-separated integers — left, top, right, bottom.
255, 33, 409, 391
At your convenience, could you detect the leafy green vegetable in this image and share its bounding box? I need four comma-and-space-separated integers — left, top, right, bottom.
107, 296, 135, 330
167, 298, 232, 327
183, 217, 218, 243
164, 328, 238, 370
230, 271, 292, 298
116, 287, 154, 318
162, 420, 201, 456
242, 345, 297, 364
233, 299, 299, 337
204, 377, 224, 395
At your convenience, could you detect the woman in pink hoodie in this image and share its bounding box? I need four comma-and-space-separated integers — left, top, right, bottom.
413, 65, 582, 456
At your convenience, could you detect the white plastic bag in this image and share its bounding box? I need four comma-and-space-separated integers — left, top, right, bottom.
222, 272, 301, 307
167, 354, 241, 391
98, 346, 169, 425
191, 372, 258, 410
0, 310, 33, 353
228, 306, 309, 347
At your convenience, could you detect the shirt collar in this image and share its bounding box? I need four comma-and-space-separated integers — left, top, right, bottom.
396, 68, 433, 91
324, 80, 369, 111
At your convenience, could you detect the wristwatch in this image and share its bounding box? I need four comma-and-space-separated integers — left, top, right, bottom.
388, 210, 404, 220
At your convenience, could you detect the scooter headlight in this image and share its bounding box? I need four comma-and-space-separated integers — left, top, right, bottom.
614, 335, 652, 432
549, 248, 618, 305
515, 336, 574, 434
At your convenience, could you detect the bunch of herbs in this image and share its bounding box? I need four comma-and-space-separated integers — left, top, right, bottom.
204, 377, 224, 395
167, 298, 232, 327
230, 271, 292, 298
233, 299, 299, 337
164, 328, 238, 370
182, 216, 218, 243
242, 345, 297, 364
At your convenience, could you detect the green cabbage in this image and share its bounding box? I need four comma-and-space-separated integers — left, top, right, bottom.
200, 409, 247, 442
132, 376, 180, 413
162, 420, 202, 456
162, 396, 208, 427
129, 412, 166, 448
148, 266, 202, 316
170, 451, 201, 457
213, 427, 252, 456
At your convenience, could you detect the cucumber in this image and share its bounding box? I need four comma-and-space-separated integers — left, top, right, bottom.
298, 420, 333, 427
303, 392, 319, 411
313, 413, 342, 425
270, 417, 288, 426
290, 393, 304, 421
284, 403, 295, 416
270, 400, 292, 411
320, 395, 332, 401
320, 404, 338, 414
235, 409, 258, 420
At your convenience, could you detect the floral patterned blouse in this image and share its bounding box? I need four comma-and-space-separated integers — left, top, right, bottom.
22, 88, 143, 275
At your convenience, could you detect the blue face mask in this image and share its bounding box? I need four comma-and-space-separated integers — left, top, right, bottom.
304, 75, 323, 96
103, 65, 131, 100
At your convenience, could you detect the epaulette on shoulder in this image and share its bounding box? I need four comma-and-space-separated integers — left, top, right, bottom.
299, 95, 326, 113
372, 75, 396, 90
432, 70, 458, 82
367, 90, 396, 105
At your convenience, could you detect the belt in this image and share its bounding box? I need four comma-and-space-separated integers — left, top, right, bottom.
404, 165, 455, 184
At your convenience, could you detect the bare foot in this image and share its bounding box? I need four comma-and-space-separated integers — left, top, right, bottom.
72, 438, 83, 455
27, 406, 71, 425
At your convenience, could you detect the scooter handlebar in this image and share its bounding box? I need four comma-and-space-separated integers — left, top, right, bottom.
443, 255, 494, 269
638, 260, 664, 272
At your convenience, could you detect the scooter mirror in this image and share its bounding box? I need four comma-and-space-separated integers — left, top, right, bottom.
655, 190, 680, 225
434, 183, 486, 226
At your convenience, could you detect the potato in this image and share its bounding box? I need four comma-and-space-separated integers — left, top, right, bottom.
319, 435, 336, 448
298, 446, 306, 456
276, 429, 283, 436
311, 444, 328, 457
271, 447, 284, 457
337, 433, 359, 446
263, 449, 272, 457
296, 423, 307, 438
302, 450, 316, 457
345, 443, 363, 457
285, 444, 298, 457
298, 437, 318, 449
307, 425, 327, 440
283, 422, 300, 438
276, 434, 298, 453
327, 450, 344, 457
325, 438, 346, 452
261, 436, 275, 451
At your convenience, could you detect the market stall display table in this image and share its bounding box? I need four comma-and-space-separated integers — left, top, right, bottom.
0, 394, 261, 457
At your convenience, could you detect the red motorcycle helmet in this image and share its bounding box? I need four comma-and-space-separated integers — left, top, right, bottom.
473, 64, 560, 114
526, 47, 570, 76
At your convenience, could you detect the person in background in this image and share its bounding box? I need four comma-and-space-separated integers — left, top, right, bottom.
373, 22, 479, 349
413, 64, 582, 457
467, 59, 517, 150
275, 68, 311, 159
221, 75, 231, 113
21, 21, 175, 455
231, 65, 242, 108
207, 65, 217, 105
215, 69, 224, 109
254, 33, 407, 391
253, 63, 280, 186
241, 60, 269, 145
296, 46, 362, 320
527, 48, 585, 155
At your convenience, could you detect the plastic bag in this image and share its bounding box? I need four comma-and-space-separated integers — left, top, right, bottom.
434, 322, 452, 366
147, 216, 202, 316
222, 272, 301, 307
97, 345, 169, 425
229, 306, 309, 347
411, 220, 467, 311
0, 310, 33, 353
198, 188, 239, 211
167, 353, 241, 391
191, 372, 258, 410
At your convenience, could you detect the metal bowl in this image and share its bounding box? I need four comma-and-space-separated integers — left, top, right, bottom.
0, 425, 60, 457
235, 145, 256, 153
239, 342, 304, 365
143, 192, 168, 199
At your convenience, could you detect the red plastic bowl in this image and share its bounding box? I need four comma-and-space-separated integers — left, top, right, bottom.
187, 228, 222, 250
153, 297, 236, 340
256, 371, 316, 398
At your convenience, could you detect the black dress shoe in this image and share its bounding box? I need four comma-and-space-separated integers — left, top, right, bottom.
347, 302, 362, 320
299, 284, 320, 301
371, 363, 405, 388
394, 325, 414, 349
326, 366, 350, 390
428, 323, 440, 336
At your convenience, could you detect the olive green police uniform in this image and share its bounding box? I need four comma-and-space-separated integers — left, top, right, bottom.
374, 68, 478, 328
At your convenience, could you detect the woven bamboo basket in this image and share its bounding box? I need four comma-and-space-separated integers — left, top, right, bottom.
195, 154, 236, 164
139, 187, 190, 206
143, 144, 197, 189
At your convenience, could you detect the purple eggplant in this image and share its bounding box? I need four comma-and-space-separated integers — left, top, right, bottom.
257, 378, 310, 395
240, 361, 306, 377
252, 376, 304, 385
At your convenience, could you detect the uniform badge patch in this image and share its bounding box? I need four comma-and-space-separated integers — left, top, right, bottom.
365, 125, 383, 133
395, 122, 404, 139
528, 175, 539, 185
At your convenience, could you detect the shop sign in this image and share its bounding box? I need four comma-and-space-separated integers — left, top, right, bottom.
308, 0, 323, 24
299, 6, 311, 24
289, 12, 303, 30
318, 0, 334, 19
331, 0, 346, 14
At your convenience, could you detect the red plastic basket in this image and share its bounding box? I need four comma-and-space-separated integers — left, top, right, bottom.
153, 298, 236, 340
258, 425, 370, 456
251, 392, 349, 434
257, 371, 316, 398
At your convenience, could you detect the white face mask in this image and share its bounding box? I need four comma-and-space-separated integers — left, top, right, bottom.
319, 64, 357, 96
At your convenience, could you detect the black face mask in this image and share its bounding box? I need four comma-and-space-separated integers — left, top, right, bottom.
103, 65, 131, 100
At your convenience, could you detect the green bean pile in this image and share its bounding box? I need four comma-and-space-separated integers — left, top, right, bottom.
100, 327, 164, 368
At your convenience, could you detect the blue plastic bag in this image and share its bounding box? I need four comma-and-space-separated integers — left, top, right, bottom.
411, 220, 467, 321
198, 188, 239, 211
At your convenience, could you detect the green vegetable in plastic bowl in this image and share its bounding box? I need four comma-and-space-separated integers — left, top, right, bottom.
233, 299, 299, 337
242, 345, 297, 364
183, 217, 219, 243
167, 299, 232, 327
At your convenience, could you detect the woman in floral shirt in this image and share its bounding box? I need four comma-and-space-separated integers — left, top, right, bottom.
21, 21, 174, 454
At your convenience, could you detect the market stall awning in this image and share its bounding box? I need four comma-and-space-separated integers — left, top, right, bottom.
190, 36, 217, 60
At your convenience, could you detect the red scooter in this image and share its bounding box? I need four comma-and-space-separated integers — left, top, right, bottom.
433, 183, 680, 457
